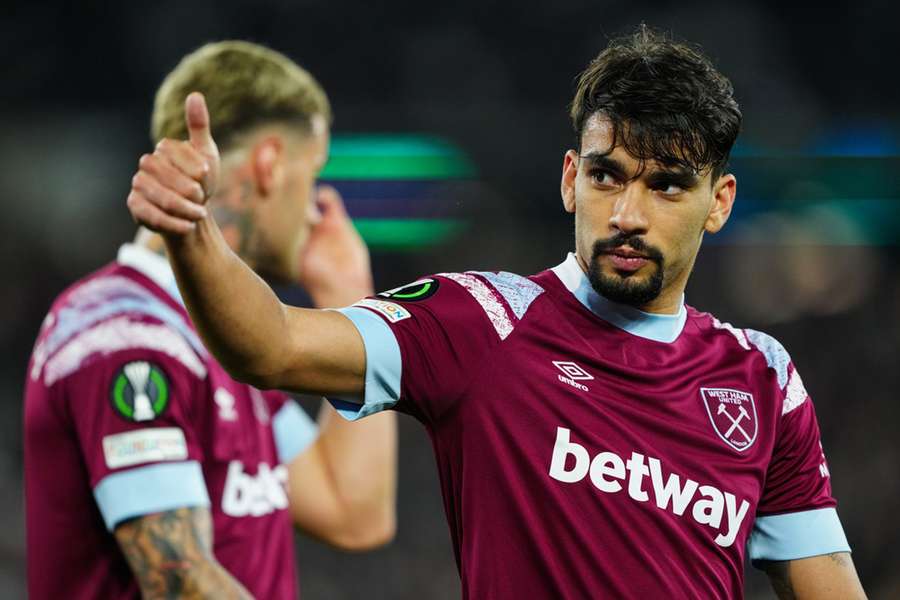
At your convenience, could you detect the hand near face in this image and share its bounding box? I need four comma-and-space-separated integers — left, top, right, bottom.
127, 93, 220, 235
297, 185, 373, 308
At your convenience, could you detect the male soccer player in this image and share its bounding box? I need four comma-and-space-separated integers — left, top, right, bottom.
125, 29, 867, 599
24, 42, 396, 600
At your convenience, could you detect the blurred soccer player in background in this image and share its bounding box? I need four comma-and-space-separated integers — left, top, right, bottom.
24, 41, 396, 600
126, 28, 867, 599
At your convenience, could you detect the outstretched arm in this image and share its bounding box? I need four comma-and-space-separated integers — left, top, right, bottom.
129, 94, 397, 550
759, 552, 866, 600
127, 93, 365, 396
115, 507, 252, 600
282, 185, 397, 549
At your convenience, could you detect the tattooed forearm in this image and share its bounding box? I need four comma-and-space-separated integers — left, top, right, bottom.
760, 553, 866, 600
114, 507, 252, 600
759, 560, 796, 600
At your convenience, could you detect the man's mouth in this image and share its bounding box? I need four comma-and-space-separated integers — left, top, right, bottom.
601, 246, 651, 272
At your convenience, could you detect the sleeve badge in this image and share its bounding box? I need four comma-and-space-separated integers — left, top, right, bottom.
109, 361, 171, 422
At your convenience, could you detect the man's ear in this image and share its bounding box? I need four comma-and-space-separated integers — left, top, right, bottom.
705, 173, 737, 234
561, 149, 579, 214
251, 136, 285, 198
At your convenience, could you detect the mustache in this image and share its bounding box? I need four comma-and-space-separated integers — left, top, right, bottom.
590, 233, 664, 263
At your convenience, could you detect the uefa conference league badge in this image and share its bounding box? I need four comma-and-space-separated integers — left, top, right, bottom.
377, 278, 439, 302
352, 278, 441, 323
110, 361, 170, 422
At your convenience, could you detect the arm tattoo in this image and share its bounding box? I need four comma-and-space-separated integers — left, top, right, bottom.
827, 551, 851, 569
759, 560, 796, 600
114, 507, 252, 600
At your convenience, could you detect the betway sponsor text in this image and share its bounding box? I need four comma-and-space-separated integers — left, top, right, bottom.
549, 427, 750, 547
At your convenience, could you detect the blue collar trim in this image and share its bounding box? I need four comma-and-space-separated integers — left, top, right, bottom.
551, 253, 686, 343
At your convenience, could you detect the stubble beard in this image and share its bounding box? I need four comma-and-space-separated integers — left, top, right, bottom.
587, 235, 665, 307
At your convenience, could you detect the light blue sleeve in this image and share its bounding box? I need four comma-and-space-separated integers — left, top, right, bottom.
748, 507, 851, 564
93, 460, 210, 531
272, 401, 319, 464
327, 307, 402, 421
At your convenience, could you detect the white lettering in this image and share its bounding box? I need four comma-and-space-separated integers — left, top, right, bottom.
589, 451, 625, 493
715, 493, 750, 548
691, 485, 724, 528
625, 452, 650, 502
549, 427, 590, 483
221, 460, 289, 518
557, 374, 589, 392
548, 428, 751, 548
648, 457, 698, 516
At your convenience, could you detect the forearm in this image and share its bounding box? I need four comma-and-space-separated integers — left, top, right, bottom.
316, 403, 398, 542
164, 216, 291, 385
115, 507, 253, 600
761, 553, 867, 600
136, 561, 253, 600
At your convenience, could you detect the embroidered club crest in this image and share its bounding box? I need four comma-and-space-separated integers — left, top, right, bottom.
700, 387, 758, 452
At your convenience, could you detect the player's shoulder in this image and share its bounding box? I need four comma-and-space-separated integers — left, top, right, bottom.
688, 307, 792, 373
361, 269, 548, 341
687, 307, 808, 415
29, 263, 207, 389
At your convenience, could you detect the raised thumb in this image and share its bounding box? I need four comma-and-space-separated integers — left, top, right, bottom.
185, 92, 217, 154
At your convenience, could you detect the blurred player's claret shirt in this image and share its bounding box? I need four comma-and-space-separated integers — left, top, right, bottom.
23, 244, 317, 599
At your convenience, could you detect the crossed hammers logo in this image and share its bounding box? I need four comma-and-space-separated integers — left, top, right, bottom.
717, 402, 751, 443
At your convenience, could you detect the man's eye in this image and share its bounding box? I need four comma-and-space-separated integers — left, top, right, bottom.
590, 170, 617, 186
657, 183, 685, 195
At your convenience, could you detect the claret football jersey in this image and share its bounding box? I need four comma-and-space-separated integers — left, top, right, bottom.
24, 244, 318, 600
332, 253, 850, 599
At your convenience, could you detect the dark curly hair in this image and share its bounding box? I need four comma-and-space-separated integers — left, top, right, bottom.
570, 25, 741, 179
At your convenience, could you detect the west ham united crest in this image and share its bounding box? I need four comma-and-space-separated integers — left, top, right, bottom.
700, 388, 758, 452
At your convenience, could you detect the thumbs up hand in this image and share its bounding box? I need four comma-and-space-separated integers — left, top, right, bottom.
127, 92, 220, 235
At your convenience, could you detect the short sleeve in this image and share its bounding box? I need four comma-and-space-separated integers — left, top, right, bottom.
60, 345, 211, 531
748, 361, 850, 563
266, 392, 319, 464
330, 272, 544, 425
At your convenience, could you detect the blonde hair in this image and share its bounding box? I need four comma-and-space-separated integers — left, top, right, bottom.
151, 41, 331, 150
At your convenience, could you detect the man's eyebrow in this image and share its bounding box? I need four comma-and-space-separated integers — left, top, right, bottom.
578, 152, 627, 175
645, 167, 700, 187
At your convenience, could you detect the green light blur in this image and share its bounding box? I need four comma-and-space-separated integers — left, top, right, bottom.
353, 219, 466, 249
322, 135, 476, 180
321, 134, 474, 251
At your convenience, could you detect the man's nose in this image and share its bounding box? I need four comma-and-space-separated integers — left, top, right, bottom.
608, 184, 650, 236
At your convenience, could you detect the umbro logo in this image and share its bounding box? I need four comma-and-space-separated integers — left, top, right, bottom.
553, 361, 592, 392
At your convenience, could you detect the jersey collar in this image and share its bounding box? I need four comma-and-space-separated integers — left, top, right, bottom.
116, 243, 184, 304
551, 252, 687, 343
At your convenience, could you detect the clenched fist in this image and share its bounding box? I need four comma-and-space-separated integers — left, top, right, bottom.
127, 93, 220, 235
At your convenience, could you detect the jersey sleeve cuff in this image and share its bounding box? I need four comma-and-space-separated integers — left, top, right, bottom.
272, 401, 318, 463
93, 460, 211, 531
748, 507, 851, 564
327, 307, 402, 421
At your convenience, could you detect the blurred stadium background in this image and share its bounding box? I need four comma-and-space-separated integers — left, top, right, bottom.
2, 1, 898, 598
